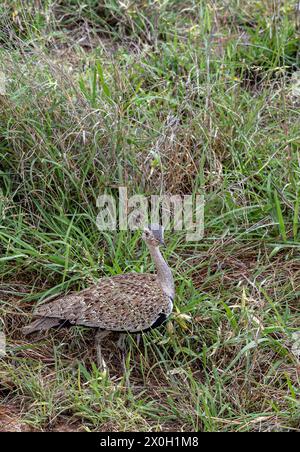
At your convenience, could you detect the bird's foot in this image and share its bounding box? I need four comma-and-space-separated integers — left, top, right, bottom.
97, 353, 108, 374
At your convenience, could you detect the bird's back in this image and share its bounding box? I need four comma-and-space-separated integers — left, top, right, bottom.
33, 273, 173, 332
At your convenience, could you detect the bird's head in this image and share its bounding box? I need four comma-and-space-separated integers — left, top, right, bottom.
142, 224, 165, 247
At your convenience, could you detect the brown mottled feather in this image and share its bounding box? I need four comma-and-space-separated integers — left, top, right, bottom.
22, 317, 61, 335
31, 274, 172, 332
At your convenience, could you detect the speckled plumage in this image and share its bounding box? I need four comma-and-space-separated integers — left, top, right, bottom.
23, 225, 175, 351
25, 274, 173, 333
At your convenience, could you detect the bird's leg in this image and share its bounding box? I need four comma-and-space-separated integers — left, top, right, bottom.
116, 333, 126, 352
136, 333, 141, 348
117, 334, 129, 376
95, 329, 110, 372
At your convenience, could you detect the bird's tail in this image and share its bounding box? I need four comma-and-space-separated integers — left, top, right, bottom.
22, 317, 61, 335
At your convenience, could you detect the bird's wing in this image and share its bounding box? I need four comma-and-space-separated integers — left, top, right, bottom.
34, 274, 172, 332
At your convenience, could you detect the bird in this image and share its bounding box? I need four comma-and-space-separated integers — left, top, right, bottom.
23, 224, 175, 369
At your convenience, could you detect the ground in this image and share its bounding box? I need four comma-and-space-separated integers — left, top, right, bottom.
0, 0, 299, 432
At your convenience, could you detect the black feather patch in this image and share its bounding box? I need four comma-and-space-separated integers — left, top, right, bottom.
141, 312, 168, 332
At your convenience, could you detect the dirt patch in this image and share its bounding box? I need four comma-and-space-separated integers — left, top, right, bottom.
50, 421, 85, 432
0, 405, 32, 432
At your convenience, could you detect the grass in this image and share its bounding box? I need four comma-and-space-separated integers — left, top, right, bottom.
0, 0, 299, 432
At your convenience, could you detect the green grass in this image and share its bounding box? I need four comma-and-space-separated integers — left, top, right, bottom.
0, 0, 299, 432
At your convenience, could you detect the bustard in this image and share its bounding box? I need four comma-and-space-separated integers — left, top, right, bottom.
23, 225, 175, 368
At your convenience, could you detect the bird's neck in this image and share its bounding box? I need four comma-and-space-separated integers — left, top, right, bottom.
148, 245, 175, 300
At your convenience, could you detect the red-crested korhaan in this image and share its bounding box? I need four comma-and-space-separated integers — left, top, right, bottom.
23, 225, 175, 369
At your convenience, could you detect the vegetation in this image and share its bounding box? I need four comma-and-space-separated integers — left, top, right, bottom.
0, 0, 299, 432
